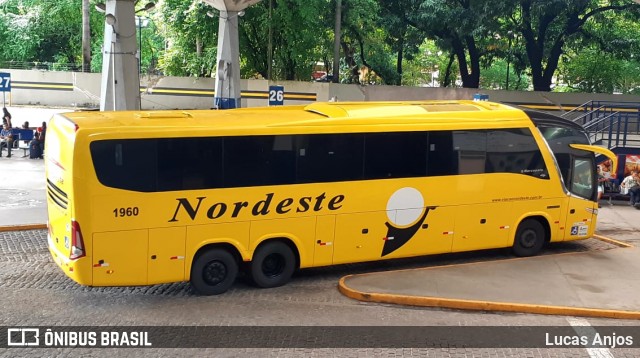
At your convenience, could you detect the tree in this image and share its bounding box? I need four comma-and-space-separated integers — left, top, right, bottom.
385, 0, 501, 88
502, 0, 640, 92
0, 0, 104, 70
158, 0, 218, 77
239, 0, 326, 81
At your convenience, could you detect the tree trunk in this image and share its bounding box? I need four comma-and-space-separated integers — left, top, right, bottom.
81, 0, 91, 72
451, 36, 479, 88
332, 0, 342, 83
443, 53, 456, 87
395, 27, 405, 86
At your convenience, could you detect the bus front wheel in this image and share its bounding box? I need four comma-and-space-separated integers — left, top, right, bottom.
512, 219, 545, 257
250, 241, 296, 289
190, 248, 238, 295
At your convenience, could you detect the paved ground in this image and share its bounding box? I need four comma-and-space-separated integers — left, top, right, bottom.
1, 107, 639, 356
2, 228, 639, 357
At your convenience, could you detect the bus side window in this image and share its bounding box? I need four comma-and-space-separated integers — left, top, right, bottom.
296, 134, 364, 183
486, 128, 549, 179
427, 131, 456, 176
453, 130, 486, 175
364, 132, 428, 179
91, 139, 157, 192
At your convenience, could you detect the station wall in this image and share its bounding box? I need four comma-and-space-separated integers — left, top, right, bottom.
2, 69, 639, 113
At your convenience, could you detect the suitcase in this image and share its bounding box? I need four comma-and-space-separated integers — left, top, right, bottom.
29, 141, 42, 159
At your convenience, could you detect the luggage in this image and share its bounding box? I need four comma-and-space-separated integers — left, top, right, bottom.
29, 140, 42, 159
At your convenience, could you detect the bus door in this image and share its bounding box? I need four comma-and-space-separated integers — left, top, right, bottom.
563, 144, 617, 241
563, 156, 597, 241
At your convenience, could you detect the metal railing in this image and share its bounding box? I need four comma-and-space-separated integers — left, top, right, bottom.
561, 100, 640, 150
0, 61, 86, 72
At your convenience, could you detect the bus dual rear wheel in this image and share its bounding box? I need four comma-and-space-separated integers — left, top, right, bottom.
250, 241, 296, 289
512, 219, 545, 257
190, 248, 238, 295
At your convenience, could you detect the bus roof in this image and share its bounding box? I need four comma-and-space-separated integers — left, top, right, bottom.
58, 100, 532, 134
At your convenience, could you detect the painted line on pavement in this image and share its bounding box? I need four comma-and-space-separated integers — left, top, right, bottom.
566, 317, 615, 358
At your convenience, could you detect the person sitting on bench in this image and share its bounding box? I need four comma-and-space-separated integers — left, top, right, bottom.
621, 170, 640, 206
0, 123, 13, 158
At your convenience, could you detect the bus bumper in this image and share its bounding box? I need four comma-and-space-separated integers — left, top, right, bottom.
48, 234, 93, 286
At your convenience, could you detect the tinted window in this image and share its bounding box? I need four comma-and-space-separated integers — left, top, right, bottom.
224, 135, 295, 187
91, 128, 549, 192
486, 128, 549, 179
571, 157, 595, 199
91, 139, 157, 192
427, 131, 456, 176
296, 134, 364, 183
157, 137, 223, 191
537, 124, 590, 186
453, 131, 486, 175
364, 132, 428, 179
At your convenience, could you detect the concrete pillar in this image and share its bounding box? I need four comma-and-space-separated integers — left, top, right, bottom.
100, 0, 141, 111
213, 11, 241, 109
204, 0, 262, 109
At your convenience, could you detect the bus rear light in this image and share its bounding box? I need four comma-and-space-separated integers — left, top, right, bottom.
69, 220, 86, 260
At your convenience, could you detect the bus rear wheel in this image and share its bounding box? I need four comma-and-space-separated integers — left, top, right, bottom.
250, 241, 295, 289
190, 248, 238, 295
512, 219, 545, 257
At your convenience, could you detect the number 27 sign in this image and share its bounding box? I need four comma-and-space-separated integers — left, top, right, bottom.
0, 72, 11, 92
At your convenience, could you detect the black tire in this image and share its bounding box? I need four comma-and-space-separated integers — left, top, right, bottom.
190, 248, 238, 295
512, 219, 546, 257
250, 241, 296, 288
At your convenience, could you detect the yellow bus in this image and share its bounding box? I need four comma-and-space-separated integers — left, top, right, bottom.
46, 100, 616, 295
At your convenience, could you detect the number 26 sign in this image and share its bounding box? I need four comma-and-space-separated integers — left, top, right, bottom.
268, 85, 284, 106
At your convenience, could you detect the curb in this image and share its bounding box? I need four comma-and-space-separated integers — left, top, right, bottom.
593, 234, 634, 248
0, 223, 47, 232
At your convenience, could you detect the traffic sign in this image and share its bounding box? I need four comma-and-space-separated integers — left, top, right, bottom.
0, 72, 10, 92
268, 85, 284, 106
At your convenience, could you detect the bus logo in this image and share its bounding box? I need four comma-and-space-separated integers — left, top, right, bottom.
7, 328, 40, 346
382, 187, 432, 256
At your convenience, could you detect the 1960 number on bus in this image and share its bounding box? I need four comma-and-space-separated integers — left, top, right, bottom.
113, 207, 139, 217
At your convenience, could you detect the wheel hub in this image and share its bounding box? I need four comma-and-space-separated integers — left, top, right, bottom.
203, 260, 227, 285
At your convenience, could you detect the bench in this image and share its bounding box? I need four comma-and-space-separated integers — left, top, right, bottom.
0, 129, 35, 157
602, 180, 632, 205
13, 129, 35, 157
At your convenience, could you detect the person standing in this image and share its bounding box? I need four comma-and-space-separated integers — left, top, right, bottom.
2, 107, 11, 128
597, 166, 607, 207
37, 121, 46, 156
0, 123, 13, 157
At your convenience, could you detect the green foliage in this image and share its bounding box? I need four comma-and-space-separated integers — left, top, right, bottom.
0, 0, 638, 95
157, 0, 217, 77
0, 0, 105, 69
557, 47, 640, 94
239, 0, 327, 81
480, 58, 530, 91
